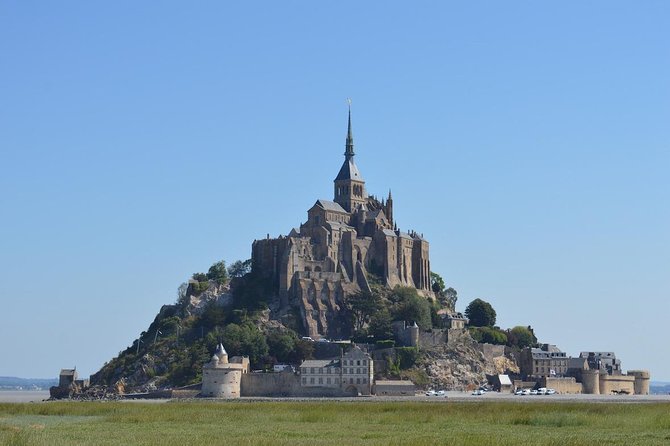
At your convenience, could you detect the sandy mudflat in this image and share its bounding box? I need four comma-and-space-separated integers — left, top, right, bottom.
0, 391, 49, 403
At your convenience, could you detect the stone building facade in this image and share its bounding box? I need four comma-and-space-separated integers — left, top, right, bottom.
252, 110, 433, 338
520, 344, 569, 379
299, 346, 374, 395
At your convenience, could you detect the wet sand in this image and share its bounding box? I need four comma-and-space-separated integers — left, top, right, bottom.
0, 390, 49, 403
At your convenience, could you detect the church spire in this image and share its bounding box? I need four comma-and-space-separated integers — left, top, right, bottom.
345, 99, 354, 160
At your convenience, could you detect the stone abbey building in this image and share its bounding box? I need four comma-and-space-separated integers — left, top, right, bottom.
252, 110, 433, 338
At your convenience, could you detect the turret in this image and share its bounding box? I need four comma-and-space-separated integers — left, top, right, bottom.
386, 189, 394, 225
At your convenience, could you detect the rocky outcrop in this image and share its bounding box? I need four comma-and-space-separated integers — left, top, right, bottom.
413, 334, 520, 391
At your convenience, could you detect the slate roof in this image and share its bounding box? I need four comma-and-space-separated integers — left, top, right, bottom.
300, 359, 339, 369
382, 229, 397, 237
335, 159, 363, 181
315, 199, 348, 214
60, 369, 76, 376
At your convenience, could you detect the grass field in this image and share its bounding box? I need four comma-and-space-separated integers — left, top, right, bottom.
1, 401, 669, 445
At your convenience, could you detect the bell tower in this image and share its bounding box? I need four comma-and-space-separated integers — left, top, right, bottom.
334, 103, 367, 212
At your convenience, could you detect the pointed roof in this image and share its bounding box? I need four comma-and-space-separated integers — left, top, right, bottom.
216, 343, 227, 356
345, 101, 354, 159
335, 103, 364, 182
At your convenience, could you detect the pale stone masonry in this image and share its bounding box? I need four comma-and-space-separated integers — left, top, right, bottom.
252, 109, 433, 338
299, 346, 374, 396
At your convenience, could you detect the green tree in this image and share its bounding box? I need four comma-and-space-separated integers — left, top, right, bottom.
368, 307, 393, 340
207, 260, 229, 284
347, 289, 383, 333
430, 272, 445, 294
465, 298, 497, 327
507, 326, 538, 349
391, 287, 431, 330
228, 259, 252, 278
266, 330, 296, 363
469, 326, 507, 345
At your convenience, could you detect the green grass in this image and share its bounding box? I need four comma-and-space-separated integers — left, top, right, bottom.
0, 401, 669, 445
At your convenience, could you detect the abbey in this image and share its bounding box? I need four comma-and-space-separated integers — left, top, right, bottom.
252, 109, 432, 338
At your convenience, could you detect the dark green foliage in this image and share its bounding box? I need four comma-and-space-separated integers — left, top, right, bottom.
390, 287, 431, 330
347, 289, 383, 333
228, 259, 252, 278
465, 298, 497, 327
395, 347, 419, 369
200, 302, 226, 329
192, 272, 207, 282
430, 271, 445, 294
207, 260, 229, 284
266, 330, 297, 363
375, 339, 395, 349
232, 272, 272, 311
368, 307, 393, 340
507, 326, 538, 349
221, 323, 269, 367
469, 326, 508, 345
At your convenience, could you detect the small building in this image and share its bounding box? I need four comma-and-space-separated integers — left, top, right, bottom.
442, 312, 468, 330
374, 380, 416, 396
59, 369, 77, 388
299, 345, 374, 395
201, 343, 249, 398
491, 374, 513, 393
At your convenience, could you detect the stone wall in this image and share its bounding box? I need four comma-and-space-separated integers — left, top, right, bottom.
240, 372, 350, 397
600, 374, 635, 395
541, 377, 582, 394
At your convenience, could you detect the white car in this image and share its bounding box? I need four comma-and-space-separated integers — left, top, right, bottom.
514, 389, 524, 395
472, 389, 484, 396
530, 389, 538, 395
547, 388, 556, 395
425, 390, 437, 396
437, 390, 446, 397
537, 388, 547, 395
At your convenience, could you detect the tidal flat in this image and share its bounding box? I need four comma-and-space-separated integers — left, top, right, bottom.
1, 400, 669, 445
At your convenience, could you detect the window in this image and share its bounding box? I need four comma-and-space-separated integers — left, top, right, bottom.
311, 368, 315, 374
363, 360, 366, 366
318, 378, 323, 384
357, 368, 361, 374
327, 368, 331, 374
310, 377, 315, 384
357, 360, 361, 366
356, 378, 360, 384
350, 378, 354, 384
319, 368, 323, 374
363, 378, 367, 384
336, 378, 340, 384
302, 378, 306, 385
326, 378, 331, 384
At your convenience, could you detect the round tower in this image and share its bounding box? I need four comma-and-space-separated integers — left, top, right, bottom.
581, 369, 600, 394
628, 370, 650, 395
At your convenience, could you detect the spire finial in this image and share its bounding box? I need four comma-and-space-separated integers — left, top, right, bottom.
345, 99, 354, 159
388, 189, 393, 200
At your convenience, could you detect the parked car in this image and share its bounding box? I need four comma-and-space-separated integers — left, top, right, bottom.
472, 389, 484, 396
546, 388, 556, 395
437, 390, 446, 397
537, 387, 547, 395
425, 390, 437, 396
530, 389, 538, 395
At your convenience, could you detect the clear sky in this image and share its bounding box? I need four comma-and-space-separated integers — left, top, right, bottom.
1, 2, 668, 381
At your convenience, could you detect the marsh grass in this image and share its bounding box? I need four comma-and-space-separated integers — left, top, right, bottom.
0, 401, 669, 445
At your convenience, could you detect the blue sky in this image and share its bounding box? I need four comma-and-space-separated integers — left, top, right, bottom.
1, 2, 668, 381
